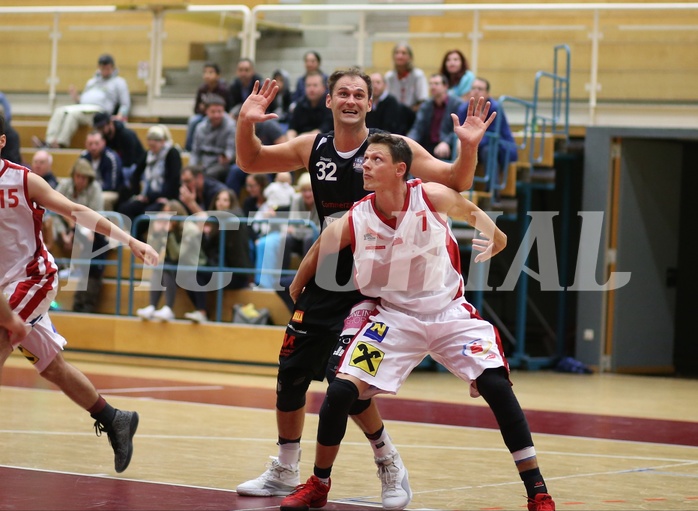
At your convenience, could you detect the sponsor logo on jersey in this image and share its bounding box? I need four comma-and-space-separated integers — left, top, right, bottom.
280, 333, 297, 358
292, 310, 304, 323
462, 338, 494, 357
17, 345, 39, 365
349, 341, 384, 376
364, 232, 376, 241
363, 322, 389, 342
316, 137, 328, 150
365, 245, 386, 250
343, 306, 373, 333
353, 156, 365, 173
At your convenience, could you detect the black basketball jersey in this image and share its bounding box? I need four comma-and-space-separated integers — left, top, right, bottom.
292, 129, 383, 331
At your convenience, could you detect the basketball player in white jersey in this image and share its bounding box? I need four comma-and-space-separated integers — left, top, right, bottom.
0, 115, 159, 473
235, 68, 494, 509
281, 133, 555, 511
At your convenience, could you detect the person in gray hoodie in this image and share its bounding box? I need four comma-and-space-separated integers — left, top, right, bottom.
40, 54, 131, 148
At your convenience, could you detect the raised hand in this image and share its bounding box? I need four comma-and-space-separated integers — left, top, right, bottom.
239, 79, 280, 124
451, 96, 496, 148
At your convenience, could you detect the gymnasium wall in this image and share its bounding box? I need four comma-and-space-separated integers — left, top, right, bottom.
1, 0, 697, 105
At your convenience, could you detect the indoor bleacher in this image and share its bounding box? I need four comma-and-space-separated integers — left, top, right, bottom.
3, 0, 698, 374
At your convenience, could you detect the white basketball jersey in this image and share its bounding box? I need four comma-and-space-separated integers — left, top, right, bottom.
348, 179, 464, 314
0, 159, 58, 320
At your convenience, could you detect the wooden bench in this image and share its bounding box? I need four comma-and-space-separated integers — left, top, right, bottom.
20, 145, 189, 179
50, 312, 285, 368
13, 119, 188, 151
55, 277, 291, 326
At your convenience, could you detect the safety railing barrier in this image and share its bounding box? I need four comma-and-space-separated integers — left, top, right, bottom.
51, 210, 127, 315
128, 212, 319, 322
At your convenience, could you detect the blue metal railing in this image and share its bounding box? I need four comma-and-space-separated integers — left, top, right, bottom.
127, 213, 319, 322
52, 210, 126, 315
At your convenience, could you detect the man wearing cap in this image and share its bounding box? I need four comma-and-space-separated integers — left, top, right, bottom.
40, 54, 131, 149
92, 111, 145, 182
190, 93, 236, 183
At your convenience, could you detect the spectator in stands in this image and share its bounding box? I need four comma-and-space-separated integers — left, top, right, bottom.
118, 125, 182, 222
80, 130, 124, 210
201, 188, 254, 292
277, 171, 320, 312
457, 77, 518, 191
366, 72, 411, 135
291, 51, 328, 106
225, 105, 288, 196
40, 54, 130, 149
185, 62, 231, 152
283, 171, 319, 269
190, 94, 236, 182
286, 71, 333, 140
53, 159, 103, 252
270, 69, 292, 125
440, 49, 474, 99
30, 150, 59, 189
263, 172, 295, 209
242, 173, 269, 222
385, 43, 428, 112
179, 164, 227, 215
53, 159, 107, 313
92, 111, 145, 182
407, 74, 463, 160
0, 92, 12, 124
247, 169, 296, 288
31, 149, 59, 251
243, 173, 285, 288
136, 200, 206, 322
229, 58, 263, 111
0, 107, 21, 164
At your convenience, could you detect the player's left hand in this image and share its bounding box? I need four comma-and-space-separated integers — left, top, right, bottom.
0, 315, 31, 346
472, 233, 495, 263
129, 238, 160, 266
452, 97, 496, 148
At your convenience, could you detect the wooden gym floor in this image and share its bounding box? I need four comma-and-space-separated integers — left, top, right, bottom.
1, 353, 697, 511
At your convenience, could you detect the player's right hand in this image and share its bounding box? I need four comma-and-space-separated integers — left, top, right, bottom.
240, 79, 280, 124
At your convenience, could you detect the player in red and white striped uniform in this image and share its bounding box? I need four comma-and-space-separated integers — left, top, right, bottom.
0, 114, 158, 474
284, 133, 555, 511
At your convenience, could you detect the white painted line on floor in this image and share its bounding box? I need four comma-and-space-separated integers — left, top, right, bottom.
98, 385, 225, 394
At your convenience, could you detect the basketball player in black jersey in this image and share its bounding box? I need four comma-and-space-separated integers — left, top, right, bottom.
234, 67, 495, 508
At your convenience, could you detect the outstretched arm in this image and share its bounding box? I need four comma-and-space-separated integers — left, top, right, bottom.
423, 182, 506, 262
27, 172, 159, 266
404, 96, 495, 192
236, 79, 311, 174
289, 214, 352, 302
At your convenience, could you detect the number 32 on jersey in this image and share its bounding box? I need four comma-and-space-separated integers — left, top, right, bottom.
315, 161, 337, 181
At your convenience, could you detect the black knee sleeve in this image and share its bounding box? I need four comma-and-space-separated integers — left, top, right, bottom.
317, 378, 359, 446
276, 368, 314, 412
476, 367, 533, 453
348, 397, 371, 416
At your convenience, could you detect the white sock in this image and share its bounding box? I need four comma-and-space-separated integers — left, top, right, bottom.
368, 429, 395, 459
278, 442, 301, 466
